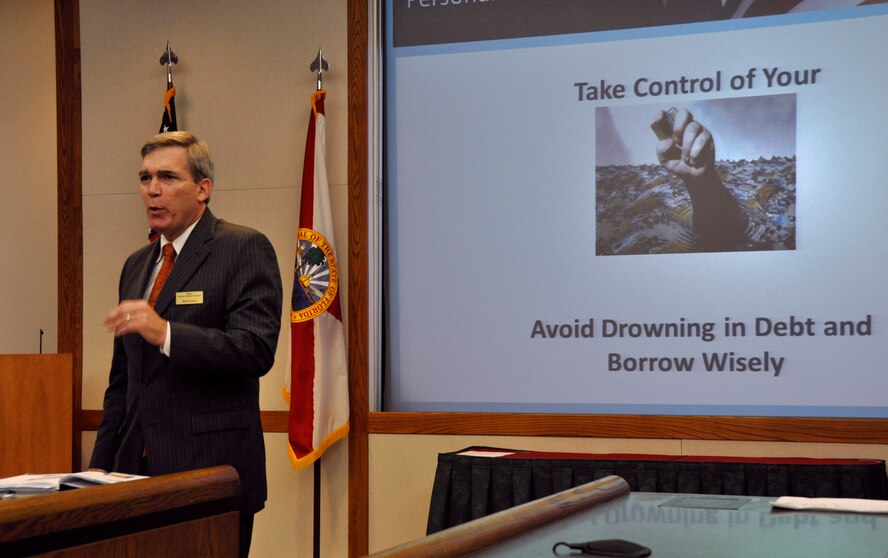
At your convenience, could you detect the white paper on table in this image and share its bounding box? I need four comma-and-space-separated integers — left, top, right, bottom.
770, 496, 888, 514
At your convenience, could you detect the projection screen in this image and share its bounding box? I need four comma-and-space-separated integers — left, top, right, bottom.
383, 0, 888, 417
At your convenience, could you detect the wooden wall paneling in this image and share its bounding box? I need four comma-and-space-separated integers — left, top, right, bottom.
82, 409, 888, 447
368, 412, 888, 444
54, 0, 83, 472
348, 0, 370, 556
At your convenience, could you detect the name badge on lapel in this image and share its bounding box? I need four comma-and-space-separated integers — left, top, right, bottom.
176, 291, 204, 305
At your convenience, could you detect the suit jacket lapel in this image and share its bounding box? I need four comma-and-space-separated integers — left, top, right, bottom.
123, 243, 159, 301
152, 209, 217, 315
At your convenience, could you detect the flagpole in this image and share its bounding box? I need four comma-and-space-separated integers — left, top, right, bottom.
314, 461, 321, 558
290, 49, 344, 558
309, 47, 328, 558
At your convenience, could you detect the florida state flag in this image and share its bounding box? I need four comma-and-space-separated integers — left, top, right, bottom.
284, 90, 349, 469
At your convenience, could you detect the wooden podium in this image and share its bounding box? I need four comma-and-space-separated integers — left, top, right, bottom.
0, 465, 240, 557
0, 354, 73, 477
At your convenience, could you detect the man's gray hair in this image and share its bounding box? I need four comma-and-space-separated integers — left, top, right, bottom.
141, 131, 215, 184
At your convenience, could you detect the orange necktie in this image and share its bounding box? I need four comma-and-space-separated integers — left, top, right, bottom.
148, 243, 176, 307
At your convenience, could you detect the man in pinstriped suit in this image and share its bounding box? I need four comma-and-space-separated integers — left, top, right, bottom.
90, 131, 283, 558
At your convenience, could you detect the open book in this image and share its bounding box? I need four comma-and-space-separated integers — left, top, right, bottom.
0, 471, 147, 494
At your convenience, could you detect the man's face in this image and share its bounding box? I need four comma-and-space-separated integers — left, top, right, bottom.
139, 146, 211, 241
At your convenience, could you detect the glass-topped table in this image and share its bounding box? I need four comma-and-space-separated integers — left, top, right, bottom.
466, 491, 888, 557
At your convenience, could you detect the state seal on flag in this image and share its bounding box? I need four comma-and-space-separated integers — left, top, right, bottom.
291, 227, 339, 323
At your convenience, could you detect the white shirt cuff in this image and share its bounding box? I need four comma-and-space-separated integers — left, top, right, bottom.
160, 321, 171, 356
